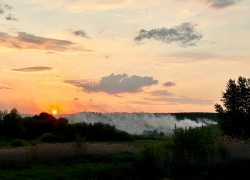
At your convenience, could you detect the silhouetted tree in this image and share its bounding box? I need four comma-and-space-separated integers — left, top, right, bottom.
54, 117, 69, 135
2, 108, 24, 138
215, 76, 250, 139
0, 110, 7, 136
21, 117, 45, 139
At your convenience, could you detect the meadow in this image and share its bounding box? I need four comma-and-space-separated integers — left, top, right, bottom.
1, 109, 250, 179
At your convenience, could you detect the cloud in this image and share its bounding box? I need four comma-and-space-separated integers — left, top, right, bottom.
204, 0, 241, 9
74, 98, 79, 101
144, 97, 213, 105
12, 67, 54, 73
0, 31, 92, 52
163, 81, 176, 87
0, 86, 11, 89
64, 73, 158, 94
148, 90, 173, 96
6, 14, 19, 22
4, 4, 13, 10
71, 30, 90, 39
134, 23, 202, 47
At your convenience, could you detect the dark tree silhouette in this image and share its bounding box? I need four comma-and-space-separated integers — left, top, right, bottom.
215, 76, 250, 139
2, 108, 25, 138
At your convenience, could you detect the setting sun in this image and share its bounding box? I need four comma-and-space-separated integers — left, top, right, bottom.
52, 110, 57, 115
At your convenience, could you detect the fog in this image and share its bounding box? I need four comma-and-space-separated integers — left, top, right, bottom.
57, 112, 216, 135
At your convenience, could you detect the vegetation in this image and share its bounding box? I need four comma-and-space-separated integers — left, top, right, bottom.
1, 89, 250, 180
172, 125, 215, 162
215, 76, 250, 139
0, 109, 134, 142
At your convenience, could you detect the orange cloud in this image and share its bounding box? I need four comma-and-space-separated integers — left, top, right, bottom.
0, 31, 92, 53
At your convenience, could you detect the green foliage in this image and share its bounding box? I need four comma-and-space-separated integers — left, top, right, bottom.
74, 134, 86, 148
170, 112, 218, 122
10, 139, 28, 147
39, 133, 65, 143
138, 143, 164, 179
172, 125, 215, 162
0, 154, 141, 180
141, 130, 165, 137
215, 76, 250, 139
69, 121, 135, 141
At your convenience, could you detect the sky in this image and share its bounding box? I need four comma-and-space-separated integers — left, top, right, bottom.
0, 0, 250, 114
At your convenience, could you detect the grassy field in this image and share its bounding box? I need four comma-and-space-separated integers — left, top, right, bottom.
0, 124, 242, 180
0, 153, 139, 180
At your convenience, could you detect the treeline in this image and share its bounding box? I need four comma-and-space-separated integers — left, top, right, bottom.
170, 112, 218, 122
0, 108, 134, 142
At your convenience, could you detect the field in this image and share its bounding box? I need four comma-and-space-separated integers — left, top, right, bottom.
0, 118, 248, 180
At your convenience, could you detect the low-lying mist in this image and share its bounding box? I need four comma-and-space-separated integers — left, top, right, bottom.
57, 112, 217, 135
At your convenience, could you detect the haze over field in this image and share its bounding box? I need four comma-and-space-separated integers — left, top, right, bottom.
0, 0, 250, 114
22, 112, 216, 134
57, 112, 217, 134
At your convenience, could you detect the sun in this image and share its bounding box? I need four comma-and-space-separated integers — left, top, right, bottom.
52, 110, 57, 115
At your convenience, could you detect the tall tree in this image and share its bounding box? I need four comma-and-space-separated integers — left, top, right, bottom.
215, 76, 250, 139
2, 108, 24, 138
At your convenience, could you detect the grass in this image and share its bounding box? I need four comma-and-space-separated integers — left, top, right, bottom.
0, 142, 138, 162
0, 136, 250, 180
87, 139, 173, 148
0, 153, 140, 180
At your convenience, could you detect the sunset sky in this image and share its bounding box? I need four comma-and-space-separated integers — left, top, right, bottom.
0, 0, 250, 114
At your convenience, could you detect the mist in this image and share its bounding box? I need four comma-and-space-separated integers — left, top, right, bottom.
57, 112, 217, 135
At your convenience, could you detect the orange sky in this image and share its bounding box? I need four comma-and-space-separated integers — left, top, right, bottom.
0, 0, 250, 114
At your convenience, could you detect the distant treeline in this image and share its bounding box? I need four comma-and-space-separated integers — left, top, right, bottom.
154, 112, 217, 122
0, 109, 134, 142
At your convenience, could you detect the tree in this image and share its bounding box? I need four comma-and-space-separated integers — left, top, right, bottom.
2, 108, 25, 138
215, 76, 250, 139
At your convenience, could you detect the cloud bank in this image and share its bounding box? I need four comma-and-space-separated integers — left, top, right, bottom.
134, 23, 202, 47
0, 31, 91, 52
64, 73, 158, 94
12, 67, 54, 72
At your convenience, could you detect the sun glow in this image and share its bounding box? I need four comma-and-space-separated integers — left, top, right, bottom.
52, 110, 57, 115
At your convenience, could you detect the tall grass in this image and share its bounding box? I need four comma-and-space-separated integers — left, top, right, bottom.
214, 136, 250, 160
0, 142, 138, 162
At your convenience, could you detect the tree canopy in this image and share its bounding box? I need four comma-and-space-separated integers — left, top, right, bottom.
215, 76, 250, 139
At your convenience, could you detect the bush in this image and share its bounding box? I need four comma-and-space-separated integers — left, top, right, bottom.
10, 139, 28, 147
74, 134, 86, 148
39, 133, 65, 143
138, 143, 164, 179
172, 125, 215, 162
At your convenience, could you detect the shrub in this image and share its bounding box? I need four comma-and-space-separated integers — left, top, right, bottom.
138, 143, 164, 179
172, 125, 215, 162
39, 133, 65, 143
74, 134, 86, 148
10, 139, 28, 147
